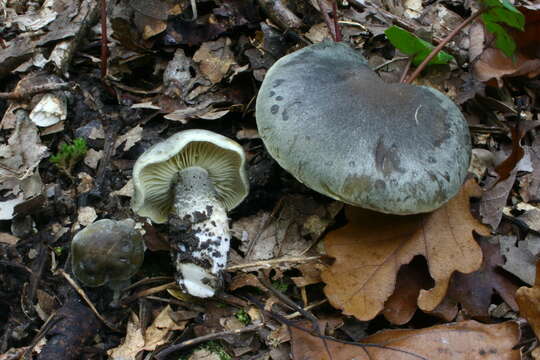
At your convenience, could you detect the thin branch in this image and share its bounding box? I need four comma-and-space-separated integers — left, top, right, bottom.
225, 255, 322, 271
154, 324, 262, 359
332, 0, 341, 42
404, 9, 485, 84
373, 56, 409, 72
246, 296, 428, 360
317, 0, 337, 41
0, 83, 72, 100
58, 269, 121, 332
399, 57, 413, 83
99, 0, 108, 80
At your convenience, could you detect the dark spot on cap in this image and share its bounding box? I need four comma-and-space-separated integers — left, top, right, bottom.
374, 137, 405, 177
269, 90, 275, 97
375, 179, 386, 191
282, 108, 289, 121
276, 96, 283, 101
273, 79, 285, 88
349, 161, 356, 167
428, 156, 437, 163
271, 105, 279, 114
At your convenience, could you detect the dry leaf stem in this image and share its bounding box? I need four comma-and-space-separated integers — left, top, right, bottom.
405, 9, 485, 84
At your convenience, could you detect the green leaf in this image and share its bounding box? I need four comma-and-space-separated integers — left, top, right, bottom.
482, 15, 517, 57
384, 26, 454, 66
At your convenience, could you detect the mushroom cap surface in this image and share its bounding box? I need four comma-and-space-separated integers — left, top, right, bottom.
256, 42, 471, 214
132, 129, 248, 223
71, 219, 144, 287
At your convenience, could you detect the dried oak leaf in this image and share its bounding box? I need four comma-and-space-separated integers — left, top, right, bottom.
516, 261, 540, 339
444, 236, 519, 319
193, 37, 236, 84
290, 320, 521, 360
321, 179, 489, 321
382, 257, 433, 325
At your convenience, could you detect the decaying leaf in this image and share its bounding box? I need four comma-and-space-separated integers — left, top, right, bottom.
193, 37, 236, 84
382, 258, 432, 325
480, 146, 533, 230
517, 261, 540, 340
444, 236, 519, 319
290, 320, 521, 360
321, 179, 489, 321
472, 7, 540, 86
108, 313, 145, 360
114, 125, 143, 152
0, 112, 48, 187
499, 234, 540, 285
230, 195, 342, 266
108, 306, 187, 359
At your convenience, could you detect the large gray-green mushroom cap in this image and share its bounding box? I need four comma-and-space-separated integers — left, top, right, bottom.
71, 219, 144, 288
131, 129, 248, 298
256, 42, 471, 215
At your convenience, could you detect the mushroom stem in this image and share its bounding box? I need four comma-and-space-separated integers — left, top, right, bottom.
169, 166, 230, 298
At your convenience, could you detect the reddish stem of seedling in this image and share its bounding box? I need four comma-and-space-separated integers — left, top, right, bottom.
332, 0, 342, 42
100, 0, 108, 81
404, 9, 485, 84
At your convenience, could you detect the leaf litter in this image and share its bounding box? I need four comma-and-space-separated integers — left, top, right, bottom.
1, 0, 540, 359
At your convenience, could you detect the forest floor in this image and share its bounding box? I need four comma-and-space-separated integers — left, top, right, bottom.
1, 0, 540, 359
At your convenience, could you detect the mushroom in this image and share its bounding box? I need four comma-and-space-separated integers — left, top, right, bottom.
255, 42, 471, 215
131, 129, 248, 298
71, 218, 144, 288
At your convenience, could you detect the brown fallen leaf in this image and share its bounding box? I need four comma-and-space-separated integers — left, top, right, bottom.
321, 179, 489, 321
473, 7, 540, 86
444, 236, 519, 319
193, 37, 236, 84
382, 258, 432, 325
290, 320, 521, 360
516, 261, 540, 339
494, 125, 525, 184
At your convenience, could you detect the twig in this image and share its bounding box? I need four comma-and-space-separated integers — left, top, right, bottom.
317, 0, 337, 41
58, 269, 121, 332
0, 83, 72, 100
399, 57, 413, 83
258, 271, 335, 359
257, 0, 302, 30
99, 0, 108, 81
225, 256, 322, 271
285, 299, 328, 319
404, 9, 485, 84
258, 273, 320, 332
20, 314, 59, 360
122, 276, 174, 292
120, 281, 178, 305
246, 296, 428, 360
154, 324, 262, 359
331, 0, 342, 42
373, 56, 409, 72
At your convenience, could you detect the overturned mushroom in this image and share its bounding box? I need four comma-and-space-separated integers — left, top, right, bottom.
71, 218, 144, 288
131, 129, 248, 298
256, 42, 471, 215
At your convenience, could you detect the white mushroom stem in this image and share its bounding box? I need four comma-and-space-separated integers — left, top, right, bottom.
169, 166, 230, 298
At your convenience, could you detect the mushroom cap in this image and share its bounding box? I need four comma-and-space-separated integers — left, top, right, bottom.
132, 129, 248, 223
71, 219, 144, 287
256, 42, 471, 215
